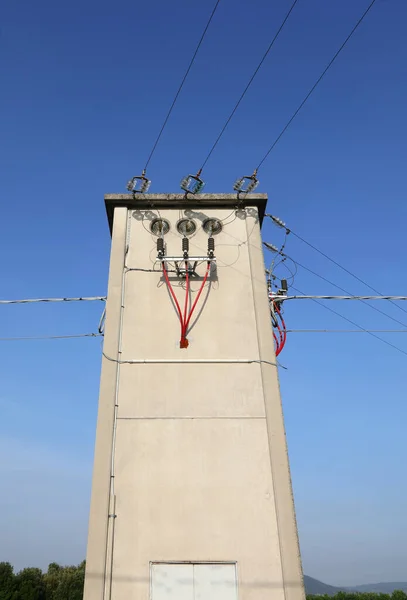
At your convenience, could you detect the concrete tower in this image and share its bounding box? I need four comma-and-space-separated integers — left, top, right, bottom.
83, 193, 305, 600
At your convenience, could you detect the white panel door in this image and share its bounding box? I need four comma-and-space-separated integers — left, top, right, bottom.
151, 563, 237, 600
194, 563, 238, 600
151, 563, 194, 600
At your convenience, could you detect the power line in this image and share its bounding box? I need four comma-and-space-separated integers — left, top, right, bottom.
143, 0, 222, 173
287, 329, 407, 333
0, 333, 103, 341
284, 295, 407, 302
199, 0, 300, 172
285, 257, 407, 327
255, 0, 377, 170
0, 296, 106, 305
290, 285, 407, 357
288, 227, 407, 317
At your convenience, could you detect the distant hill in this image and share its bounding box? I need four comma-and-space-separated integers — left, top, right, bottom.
304, 576, 407, 596
351, 583, 407, 594
304, 575, 344, 595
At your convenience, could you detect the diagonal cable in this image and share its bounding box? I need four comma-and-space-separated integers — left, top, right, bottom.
199, 0, 300, 171
288, 255, 407, 328
256, 0, 377, 170
290, 285, 407, 357
144, 0, 222, 172
289, 228, 407, 317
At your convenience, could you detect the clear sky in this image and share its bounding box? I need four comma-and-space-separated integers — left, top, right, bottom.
1, 0, 406, 587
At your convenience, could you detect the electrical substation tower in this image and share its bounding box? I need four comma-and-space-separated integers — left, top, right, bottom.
83, 193, 305, 600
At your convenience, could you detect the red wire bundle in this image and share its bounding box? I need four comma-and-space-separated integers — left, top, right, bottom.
162, 261, 211, 349
272, 300, 287, 356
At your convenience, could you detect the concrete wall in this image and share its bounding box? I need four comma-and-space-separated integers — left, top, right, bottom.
84, 199, 304, 600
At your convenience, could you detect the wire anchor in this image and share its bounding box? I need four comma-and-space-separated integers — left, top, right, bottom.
126, 170, 151, 194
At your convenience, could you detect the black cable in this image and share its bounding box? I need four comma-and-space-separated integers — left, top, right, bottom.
143, 0, 222, 172
288, 254, 407, 328
289, 228, 407, 317
255, 0, 377, 170
199, 0, 300, 171
290, 285, 407, 357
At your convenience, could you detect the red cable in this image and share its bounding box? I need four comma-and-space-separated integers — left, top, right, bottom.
273, 301, 287, 356
274, 302, 287, 347
162, 263, 184, 342
184, 261, 211, 338
181, 261, 189, 347
273, 331, 280, 354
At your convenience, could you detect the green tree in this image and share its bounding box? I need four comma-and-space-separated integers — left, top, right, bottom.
43, 564, 62, 600
391, 592, 407, 600
13, 568, 45, 600
53, 563, 85, 600
0, 563, 15, 600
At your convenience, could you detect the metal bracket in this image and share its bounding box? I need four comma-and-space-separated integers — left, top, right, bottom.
158, 256, 216, 278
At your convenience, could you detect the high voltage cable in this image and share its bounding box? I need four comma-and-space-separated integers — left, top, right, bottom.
290, 285, 407, 357
287, 255, 407, 328
267, 214, 407, 326
0, 333, 102, 341
284, 295, 407, 302
287, 329, 407, 333
143, 0, 222, 173
288, 228, 407, 317
255, 0, 377, 171
0, 296, 106, 305
199, 0, 300, 172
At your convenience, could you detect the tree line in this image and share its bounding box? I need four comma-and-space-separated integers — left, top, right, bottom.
0, 562, 85, 600
1, 562, 406, 600
307, 594, 407, 600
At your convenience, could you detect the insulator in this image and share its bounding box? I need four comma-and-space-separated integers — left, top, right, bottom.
281, 279, 288, 292
182, 236, 189, 256
272, 215, 286, 228
208, 237, 215, 256
140, 179, 151, 193
180, 173, 205, 195
233, 178, 244, 191
150, 218, 170, 236
157, 237, 164, 256
177, 218, 196, 236
233, 174, 259, 193
127, 173, 151, 194
264, 242, 279, 253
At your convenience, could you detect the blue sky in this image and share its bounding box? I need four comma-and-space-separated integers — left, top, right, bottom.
1, 0, 406, 587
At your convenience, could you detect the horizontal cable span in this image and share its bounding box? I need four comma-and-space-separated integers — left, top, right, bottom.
282, 295, 407, 301
0, 333, 103, 341
102, 352, 277, 367
0, 296, 106, 305
287, 329, 407, 334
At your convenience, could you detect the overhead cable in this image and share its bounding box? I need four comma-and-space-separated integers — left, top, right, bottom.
264, 239, 407, 328
0, 333, 102, 341
284, 295, 407, 302
198, 0, 300, 172
290, 285, 407, 357
287, 329, 407, 333
287, 256, 407, 328
0, 296, 106, 305
267, 213, 407, 321
288, 227, 407, 317
255, 0, 377, 170
143, 0, 222, 173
